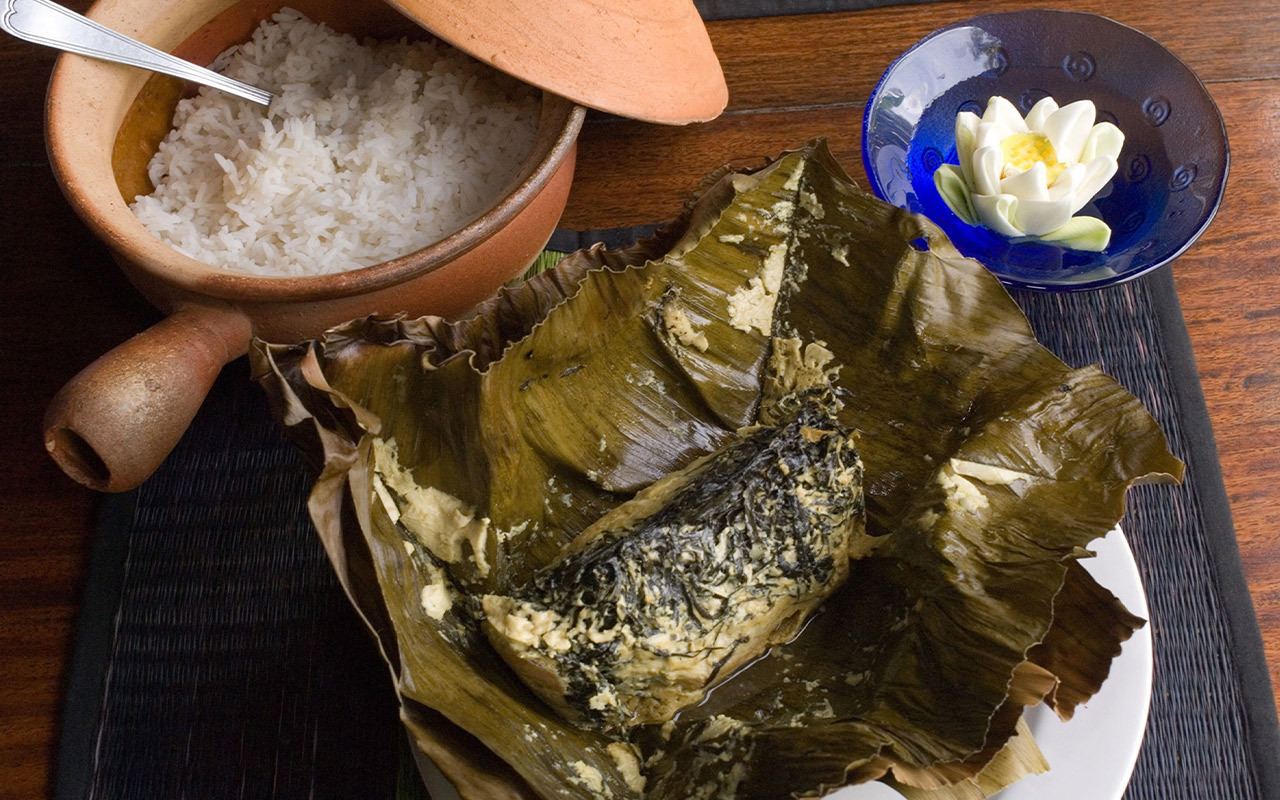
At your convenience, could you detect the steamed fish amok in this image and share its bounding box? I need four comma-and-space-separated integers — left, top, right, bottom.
253, 140, 1182, 800
483, 402, 868, 733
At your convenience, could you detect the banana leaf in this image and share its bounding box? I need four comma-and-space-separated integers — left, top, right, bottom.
251, 140, 1182, 799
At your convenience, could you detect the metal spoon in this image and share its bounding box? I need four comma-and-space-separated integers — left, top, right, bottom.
1, 0, 272, 106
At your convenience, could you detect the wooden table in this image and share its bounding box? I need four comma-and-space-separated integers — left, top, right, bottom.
2, 1, 1277, 797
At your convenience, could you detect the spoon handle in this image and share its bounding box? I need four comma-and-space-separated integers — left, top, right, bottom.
1, 0, 272, 106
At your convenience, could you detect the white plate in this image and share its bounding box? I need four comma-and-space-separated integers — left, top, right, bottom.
416, 527, 1152, 800
835, 526, 1152, 800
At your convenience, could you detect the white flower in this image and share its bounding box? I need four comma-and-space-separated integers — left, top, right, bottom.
933, 96, 1124, 251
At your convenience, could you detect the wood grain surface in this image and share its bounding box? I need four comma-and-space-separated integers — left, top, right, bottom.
1, 1, 1278, 798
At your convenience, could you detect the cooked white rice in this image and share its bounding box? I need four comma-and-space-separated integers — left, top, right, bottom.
130, 9, 541, 276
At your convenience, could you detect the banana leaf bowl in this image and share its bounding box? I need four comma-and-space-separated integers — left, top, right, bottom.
252, 141, 1182, 800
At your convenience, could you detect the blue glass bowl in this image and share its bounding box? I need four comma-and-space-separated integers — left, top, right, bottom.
862, 10, 1229, 291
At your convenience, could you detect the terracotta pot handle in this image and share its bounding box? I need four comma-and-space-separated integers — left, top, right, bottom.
44, 303, 252, 492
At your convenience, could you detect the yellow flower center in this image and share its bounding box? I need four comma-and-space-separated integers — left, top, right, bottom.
1000, 132, 1066, 183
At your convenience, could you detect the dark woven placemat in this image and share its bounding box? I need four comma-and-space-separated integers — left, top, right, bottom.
55, 226, 1280, 800
57, 374, 403, 800
693, 0, 940, 18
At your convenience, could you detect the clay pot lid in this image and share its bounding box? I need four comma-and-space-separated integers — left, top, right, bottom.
384, 0, 727, 124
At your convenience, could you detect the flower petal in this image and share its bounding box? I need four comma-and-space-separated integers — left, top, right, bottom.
975, 121, 1012, 151
1049, 164, 1085, 202
1080, 121, 1125, 163
1011, 196, 1075, 236
982, 96, 1029, 134
1041, 100, 1096, 164
973, 193, 1025, 237
1023, 96, 1060, 132
1000, 161, 1050, 201
1041, 215, 1113, 251
1070, 156, 1119, 214
972, 145, 1004, 197
935, 164, 978, 225
955, 111, 981, 188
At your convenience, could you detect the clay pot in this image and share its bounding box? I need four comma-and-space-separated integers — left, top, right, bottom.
44, 0, 585, 492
